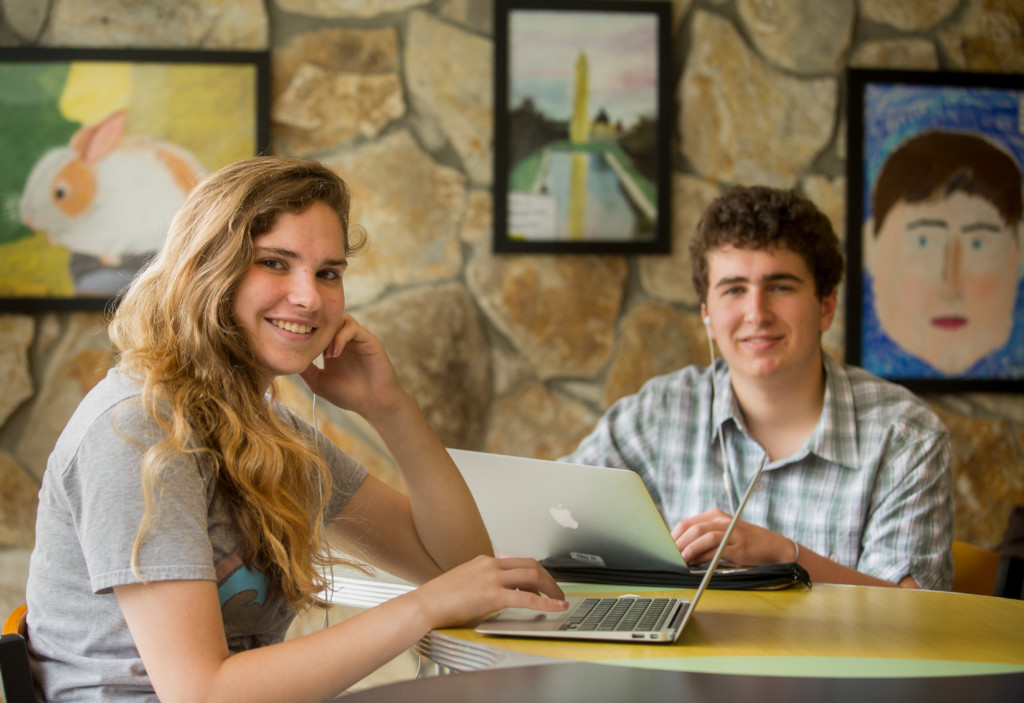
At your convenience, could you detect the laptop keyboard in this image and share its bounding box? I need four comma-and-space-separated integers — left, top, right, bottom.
559, 597, 677, 632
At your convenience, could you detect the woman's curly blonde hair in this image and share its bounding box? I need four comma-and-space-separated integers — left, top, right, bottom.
109, 156, 367, 609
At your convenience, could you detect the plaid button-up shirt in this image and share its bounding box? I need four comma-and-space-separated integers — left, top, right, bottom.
562, 354, 954, 590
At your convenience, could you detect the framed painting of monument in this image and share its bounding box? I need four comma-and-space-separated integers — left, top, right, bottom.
845, 68, 1024, 392
0, 47, 270, 312
493, 0, 671, 254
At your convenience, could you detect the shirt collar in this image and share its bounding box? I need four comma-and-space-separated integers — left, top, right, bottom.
708, 354, 861, 470
807, 353, 861, 470
709, 358, 743, 442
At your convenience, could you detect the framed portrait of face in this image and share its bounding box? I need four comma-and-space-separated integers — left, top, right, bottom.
492, 0, 672, 255
845, 68, 1024, 392
0, 48, 270, 312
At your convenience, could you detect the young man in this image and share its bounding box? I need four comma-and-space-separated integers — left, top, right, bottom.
563, 186, 953, 590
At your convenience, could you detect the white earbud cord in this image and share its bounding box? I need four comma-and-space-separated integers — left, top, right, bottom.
704, 318, 738, 514
313, 379, 425, 677
311, 392, 332, 630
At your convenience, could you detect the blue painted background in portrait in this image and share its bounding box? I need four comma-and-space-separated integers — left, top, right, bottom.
862, 276, 1024, 379
860, 82, 1024, 380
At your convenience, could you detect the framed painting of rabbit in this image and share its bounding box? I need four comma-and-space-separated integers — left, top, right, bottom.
0, 48, 269, 310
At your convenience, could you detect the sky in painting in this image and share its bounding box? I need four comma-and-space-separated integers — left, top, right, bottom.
508, 10, 659, 128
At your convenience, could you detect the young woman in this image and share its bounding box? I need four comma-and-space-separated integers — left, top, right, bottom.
25, 156, 567, 702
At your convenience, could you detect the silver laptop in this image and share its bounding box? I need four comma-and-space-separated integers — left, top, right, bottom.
450, 449, 767, 643
449, 449, 695, 574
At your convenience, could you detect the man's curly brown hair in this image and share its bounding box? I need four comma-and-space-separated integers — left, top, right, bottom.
689, 185, 844, 304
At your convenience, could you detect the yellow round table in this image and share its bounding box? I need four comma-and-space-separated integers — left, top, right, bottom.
417, 583, 1024, 678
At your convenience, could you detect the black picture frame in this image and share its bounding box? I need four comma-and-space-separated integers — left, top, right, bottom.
0, 47, 270, 312
493, 0, 671, 255
845, 68, 1024, 392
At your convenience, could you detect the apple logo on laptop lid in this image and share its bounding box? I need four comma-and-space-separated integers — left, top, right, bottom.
549, 503, 579, 529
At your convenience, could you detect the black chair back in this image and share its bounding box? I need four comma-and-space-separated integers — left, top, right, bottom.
0, 632, 36, 703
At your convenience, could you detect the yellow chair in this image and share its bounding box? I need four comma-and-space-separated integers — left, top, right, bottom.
952, 540, 1001, 596
2, 603, 27, 637
1, 602, 34, 703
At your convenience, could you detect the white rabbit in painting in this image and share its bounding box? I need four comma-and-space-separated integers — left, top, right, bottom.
19, 109, 206, 268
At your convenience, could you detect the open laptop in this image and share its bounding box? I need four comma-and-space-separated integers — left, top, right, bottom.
450, 448, 768, 643
449, 448, 732, 576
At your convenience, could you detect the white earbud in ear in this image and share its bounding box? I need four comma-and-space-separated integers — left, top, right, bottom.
703, 316, 711, 326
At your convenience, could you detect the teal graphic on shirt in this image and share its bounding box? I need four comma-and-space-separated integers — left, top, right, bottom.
217, 563, 270, 607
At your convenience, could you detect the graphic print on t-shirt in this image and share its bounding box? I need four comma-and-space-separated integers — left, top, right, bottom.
216, 550, 293, 650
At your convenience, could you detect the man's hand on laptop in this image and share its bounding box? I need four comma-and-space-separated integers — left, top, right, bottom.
407, 555, 569, 630
671, 508, 798, 567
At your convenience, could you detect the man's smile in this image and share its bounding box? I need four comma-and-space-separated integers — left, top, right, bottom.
739, 333, 783, 347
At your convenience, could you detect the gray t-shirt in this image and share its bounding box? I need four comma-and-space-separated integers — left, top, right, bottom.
26, 368, 368, 701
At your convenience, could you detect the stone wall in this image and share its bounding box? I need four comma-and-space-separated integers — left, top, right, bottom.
1, 0, 1023, 622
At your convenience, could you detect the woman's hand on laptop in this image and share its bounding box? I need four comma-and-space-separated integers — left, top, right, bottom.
671, 508, 798, 567
407, 555, 569, 630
